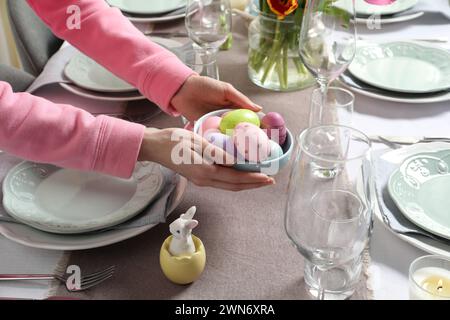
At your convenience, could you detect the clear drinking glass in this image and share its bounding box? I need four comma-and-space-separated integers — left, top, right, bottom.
285, 125, 373, 300
186, 0, 232, 68
180, 47, 220, 80
299, 0, 356, 99
309, 87, 354, 127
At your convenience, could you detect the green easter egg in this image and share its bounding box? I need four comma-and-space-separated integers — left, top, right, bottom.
219, 109, 260, 135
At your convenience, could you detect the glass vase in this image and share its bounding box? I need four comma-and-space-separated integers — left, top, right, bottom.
248, 12, 315, 92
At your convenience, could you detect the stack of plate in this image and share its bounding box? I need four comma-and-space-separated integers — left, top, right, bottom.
375, 143, 450, 258
106, 0, 187, 23
0, 161, 187, 250
335, 0, 423, 25
339, 41, 450, 104
62, 37, 183, 102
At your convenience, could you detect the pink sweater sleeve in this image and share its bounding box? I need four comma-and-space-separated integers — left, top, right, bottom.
0, 82, 144, 178
0, 0, 195, 178
27, 0, 195, 114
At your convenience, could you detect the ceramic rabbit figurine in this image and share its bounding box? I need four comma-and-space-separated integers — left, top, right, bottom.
169, 206, 198, 256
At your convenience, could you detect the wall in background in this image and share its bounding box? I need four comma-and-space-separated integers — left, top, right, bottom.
0, 0, 21, 68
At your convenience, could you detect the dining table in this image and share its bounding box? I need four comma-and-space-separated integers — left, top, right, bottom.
0, 0, 449, 300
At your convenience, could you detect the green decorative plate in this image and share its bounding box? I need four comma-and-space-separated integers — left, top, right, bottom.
388, 149, 450, 240
349, 42, 450, 94
107, 0, 186, 15
64, 50, 136, 93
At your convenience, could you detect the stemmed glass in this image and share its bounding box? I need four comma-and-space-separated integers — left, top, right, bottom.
186, 0, 232, 75
299, 0, 357, 100
285, 125, 373, 300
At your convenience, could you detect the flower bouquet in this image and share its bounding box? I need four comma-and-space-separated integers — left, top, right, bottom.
248, 0, 314, 91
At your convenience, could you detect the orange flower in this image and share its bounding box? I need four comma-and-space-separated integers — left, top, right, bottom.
267, 0, 299, 18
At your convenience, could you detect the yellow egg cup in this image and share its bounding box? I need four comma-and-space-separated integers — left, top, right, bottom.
160, 235, 206, 285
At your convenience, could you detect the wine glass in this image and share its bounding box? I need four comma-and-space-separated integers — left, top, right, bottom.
285, 125, 373, 300
186, 0, 232, 68
299, 0, 357, 99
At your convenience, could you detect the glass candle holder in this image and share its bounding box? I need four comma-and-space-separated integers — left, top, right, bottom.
409, 255, 450, 300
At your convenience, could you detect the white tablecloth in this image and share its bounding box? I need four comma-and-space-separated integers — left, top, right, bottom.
1, 0, 449, 300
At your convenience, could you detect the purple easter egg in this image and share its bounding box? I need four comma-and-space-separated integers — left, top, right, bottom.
206, 132, 236, 156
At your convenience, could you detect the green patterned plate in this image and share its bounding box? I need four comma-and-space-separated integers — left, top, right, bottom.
107, 0, 186, 15
349, 42, 450, 93
388, 149, 450, 240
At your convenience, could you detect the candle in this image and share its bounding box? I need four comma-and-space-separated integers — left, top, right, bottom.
409, 256, 450, 300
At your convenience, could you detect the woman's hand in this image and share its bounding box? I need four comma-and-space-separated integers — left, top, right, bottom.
170, 75, 262, 122
138, 128, 275, 191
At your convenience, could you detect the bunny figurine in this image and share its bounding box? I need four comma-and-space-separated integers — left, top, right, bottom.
169, 206, 198, 256
160, 206, 206, 285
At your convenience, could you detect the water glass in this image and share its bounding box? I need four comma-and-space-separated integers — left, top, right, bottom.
309, 87, 354, 127
180, 47, 220, 80
285, 125, 373, 299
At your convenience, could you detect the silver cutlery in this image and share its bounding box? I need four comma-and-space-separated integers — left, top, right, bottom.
370, 135, 450, 146
144, 31, 189, 37
0, 265, 115, 292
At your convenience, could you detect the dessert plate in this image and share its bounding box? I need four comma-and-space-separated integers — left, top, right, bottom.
349, 42, 450, 94
107, 0, 186, 15
65, 51, 136, 93
388, 149, 450, 240
2, 162, 163, 234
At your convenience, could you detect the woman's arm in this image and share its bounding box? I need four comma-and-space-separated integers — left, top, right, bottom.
0, 81, 144, 178
26, 0, 195, 115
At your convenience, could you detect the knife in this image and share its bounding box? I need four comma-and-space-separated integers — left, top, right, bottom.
369, 135, 450, 145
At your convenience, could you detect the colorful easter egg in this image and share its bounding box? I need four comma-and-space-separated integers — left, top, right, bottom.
206, 132, 236, 156
200, 116, 222, 137
261, 112, 287, 145
220, 109, 260, 135
232, 122, 270, 163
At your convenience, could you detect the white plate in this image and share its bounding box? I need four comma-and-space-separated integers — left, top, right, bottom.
125, 12, 186, 23
60, 37, 182, 101
107, 0, 186, 15
373, 143, 450, 259
60, 83, 145, 102
354, 10, 423, 24
338, 76, 450, 104
0, 177, 187, 251
349, 0, 418, 16
65, 51, 136, 93
349, 42, 450, 93
2, 162, 164, 234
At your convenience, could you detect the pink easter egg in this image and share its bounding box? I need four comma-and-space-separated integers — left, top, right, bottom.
232, 122, 271, 163
200, 116, 222, 136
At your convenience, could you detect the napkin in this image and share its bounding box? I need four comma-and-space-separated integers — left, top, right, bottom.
26, 45, 75, 93
0, 152, 180, 232
373, 149, 449, 244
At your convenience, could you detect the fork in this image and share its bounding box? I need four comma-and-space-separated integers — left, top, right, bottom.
0, 265, 115, 292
